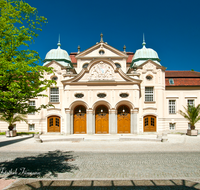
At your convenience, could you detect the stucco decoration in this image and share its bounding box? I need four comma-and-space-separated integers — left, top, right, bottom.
51, 62, 62, 73
143, 62, 156, 70
89, 61, 114, 81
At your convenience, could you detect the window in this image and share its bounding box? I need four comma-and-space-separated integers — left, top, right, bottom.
29, 124, 35, 131
82, 64, 88, 68
99, 50, 105, 55
29, 101, 35, 115
146, 75, 153, 80
169, 123, 175, 130
169, 78, 174, 85
187, 100, 194, 106
50, 88, 59, 102
51, 76, 58, 81
145, 87, 153, 102
115, 63, 121, 68
169, 100, 176, 114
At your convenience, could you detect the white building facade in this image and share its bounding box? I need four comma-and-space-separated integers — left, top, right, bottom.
1, 35, 200, 134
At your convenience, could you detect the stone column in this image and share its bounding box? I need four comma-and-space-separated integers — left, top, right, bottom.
109, 109, 117, 134
87, 109, 93, 134
65, 109, 71, 134
131, 108, 138, 134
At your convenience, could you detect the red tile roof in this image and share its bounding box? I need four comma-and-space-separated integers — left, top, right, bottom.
165, 78, 200, 86
126, 52, 134, 63
165, 71, 200, 78
70, 53, 77, 64
165, 71, 200, 86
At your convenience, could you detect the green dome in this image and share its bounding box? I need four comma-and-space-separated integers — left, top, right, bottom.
43, 41, 72, 67
131, 39, 161, 67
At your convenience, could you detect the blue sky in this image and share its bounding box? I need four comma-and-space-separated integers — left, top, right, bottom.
26, 0, 200, 71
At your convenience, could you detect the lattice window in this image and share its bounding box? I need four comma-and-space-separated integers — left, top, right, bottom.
50, 88, 59, 102
49, 118, 53, 127
145, 87, 153, 102
55, 118, 60, 127
145, 118, 148, 126
169, 100, 176, 114
29, 101, 35, 115
29, 124, 35, 131
151, 118, 155, 126
187, 100, 194, 106
169, 123, 175, 130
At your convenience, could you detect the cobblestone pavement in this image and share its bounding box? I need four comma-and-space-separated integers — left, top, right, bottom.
0, 151, 200, 180
1, 134, 200, 189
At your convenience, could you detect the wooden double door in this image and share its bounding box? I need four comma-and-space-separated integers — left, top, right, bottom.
48, 116, 60, 132
95, 105, 109, 134
74, 106, 87, 134
117, 105, 130, 133
143, 115, 156, 132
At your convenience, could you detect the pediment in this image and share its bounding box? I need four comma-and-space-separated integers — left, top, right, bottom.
44, 60, 65, 70
62, 59, 141, 85
137, 60, 166, 71
76, 42, 128, 59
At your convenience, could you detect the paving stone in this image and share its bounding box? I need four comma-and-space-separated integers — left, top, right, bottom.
113, 180, 134, 186
72, 180, 92, 186
93, 180, 112, 186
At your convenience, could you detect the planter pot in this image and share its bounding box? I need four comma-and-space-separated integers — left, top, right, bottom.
187, 129, 198, 136
6, 130, 17, 137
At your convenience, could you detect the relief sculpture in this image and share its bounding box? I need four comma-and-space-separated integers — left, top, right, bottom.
89, 61, 114, 80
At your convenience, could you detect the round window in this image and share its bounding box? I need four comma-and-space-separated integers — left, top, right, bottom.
83, 64, 88, 68
119, 93, 129, 98
99, 50, 105, 55
52, 76, 58, 81
146, 75, 153, 80
115, 63, 121, 68
75, 93, 84, 98
97, 93, 106, 98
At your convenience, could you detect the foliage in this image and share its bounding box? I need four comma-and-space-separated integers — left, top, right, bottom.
178, 104, 200, 130
17, 132, 38, 135
0, 113, 27, 130
0, 132, 6, 135
0, 0, 55, 122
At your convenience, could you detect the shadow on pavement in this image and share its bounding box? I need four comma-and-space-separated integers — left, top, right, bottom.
6, 179, 200, 190
0, 150, 78, 178
0, 136, 33, 148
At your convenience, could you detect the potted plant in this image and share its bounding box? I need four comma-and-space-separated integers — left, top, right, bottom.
178, 104, 200, 136
0, 113, 27, 137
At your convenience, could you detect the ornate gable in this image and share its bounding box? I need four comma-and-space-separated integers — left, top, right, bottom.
88, 61, 115, 81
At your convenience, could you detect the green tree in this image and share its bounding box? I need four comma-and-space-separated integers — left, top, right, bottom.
0, 0, 54, 129
178, 104, 200, 130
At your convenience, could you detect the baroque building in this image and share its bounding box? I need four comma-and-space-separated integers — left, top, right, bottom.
1, 34, 200, 134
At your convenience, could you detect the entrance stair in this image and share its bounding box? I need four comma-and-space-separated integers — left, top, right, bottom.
39, 134, 163, 142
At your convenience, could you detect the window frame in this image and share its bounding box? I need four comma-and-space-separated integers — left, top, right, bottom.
29, 100, 35, 115
145, 87, 154, 102
187, 99, 194, 107
50, 87, 59, 103
169, 100, 176, 114
169, 123, 175, 130
29, 124, 35, 131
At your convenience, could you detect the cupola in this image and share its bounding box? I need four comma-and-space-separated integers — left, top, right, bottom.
43, 36, 72, 67
131, 35, 161, 67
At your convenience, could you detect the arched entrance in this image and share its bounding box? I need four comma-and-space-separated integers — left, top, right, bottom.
117, 105, 130, 133
95, 105, 109, 134
47, 116, 60, 132
143, 115, 156, 132
74, 105, 87, 134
